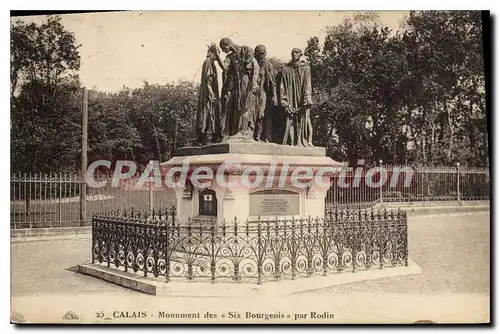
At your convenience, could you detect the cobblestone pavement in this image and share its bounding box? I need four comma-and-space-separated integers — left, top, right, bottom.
10, 212, 490, 323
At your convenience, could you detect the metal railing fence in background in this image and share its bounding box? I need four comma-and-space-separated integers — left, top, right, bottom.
326, 165, 490, 207
11, 165, 490, 229
10, 173, 176, 229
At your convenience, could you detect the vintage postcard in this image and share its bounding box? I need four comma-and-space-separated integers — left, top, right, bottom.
10, 10, 490, 324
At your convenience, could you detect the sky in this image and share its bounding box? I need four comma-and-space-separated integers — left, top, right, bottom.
13, 10, 408, 92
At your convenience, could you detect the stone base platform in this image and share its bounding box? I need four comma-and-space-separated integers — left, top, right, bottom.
76, 260, 422, 298
174, 141, 327, 157
163, 153, 338, 168
161, 141, 343, 223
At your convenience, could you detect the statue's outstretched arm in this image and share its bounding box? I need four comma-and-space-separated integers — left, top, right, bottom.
215, 52, 229, 71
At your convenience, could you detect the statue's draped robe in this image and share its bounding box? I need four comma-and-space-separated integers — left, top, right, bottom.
222, 46, 259, 137
278, 61, 312, 146
256, 59, 277, 141
196, 57, 220, 142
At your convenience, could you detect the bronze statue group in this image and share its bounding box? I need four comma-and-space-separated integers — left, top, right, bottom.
196, 37, 313, 147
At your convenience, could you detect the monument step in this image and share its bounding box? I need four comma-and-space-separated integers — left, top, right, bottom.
76, 259, 422, 297
174, 141, 327, 157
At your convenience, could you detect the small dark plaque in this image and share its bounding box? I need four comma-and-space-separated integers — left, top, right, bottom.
199, 189, 217, 216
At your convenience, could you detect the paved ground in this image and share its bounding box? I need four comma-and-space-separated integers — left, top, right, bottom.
313, 212, 490, 295
10, 212, 490, 324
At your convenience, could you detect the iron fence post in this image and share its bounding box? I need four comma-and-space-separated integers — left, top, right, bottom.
351, 217, 357, 274
257, 218, 262, 285
291, 216, 297, 280
46, 173, 50, 228
143, 224, 148, 278
379, 160, 383, 203
106, 221, 111, 268
233, 218, 241, 281
149, 185, 154, 214
91, 217, 95, 264
58, 173, 62, 226
165, 220, 170, 283
80, 87, 88, 226
404, 211, 409, 266
456, 162, 461, 202
25, 173, 30, 229
210, 218, 216, 283
187, 219, 193, 281
332, 175, 336, 206
28, 173, 35, 229
80, 176, 87, 226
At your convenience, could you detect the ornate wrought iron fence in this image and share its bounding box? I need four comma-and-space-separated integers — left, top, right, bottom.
91, 208, 408, 284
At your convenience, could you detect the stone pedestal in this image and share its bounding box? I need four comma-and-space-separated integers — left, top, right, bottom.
161, 141, 343, 224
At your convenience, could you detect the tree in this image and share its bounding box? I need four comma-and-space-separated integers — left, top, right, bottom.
11, 15, 82, 173
303, 11, 487, 166
10, 16, 80, 98
11, 77, 82, 173
268, 57, 286, 76
127, 80, 198, 163
305, 16, 401, 165
404, 11, 486, 166
84, 81, 198, 168
11, 21, 36, 99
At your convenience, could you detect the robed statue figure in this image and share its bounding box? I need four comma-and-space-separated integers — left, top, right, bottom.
214, 37, 260, 140
279, 48, 313, 146
254, 44, 278, 142
196, 44, 221, 144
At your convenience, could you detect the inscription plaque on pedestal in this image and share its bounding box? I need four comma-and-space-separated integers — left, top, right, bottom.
249, 189, 299, 216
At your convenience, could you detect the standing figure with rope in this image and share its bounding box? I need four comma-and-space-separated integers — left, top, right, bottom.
214, 37, 260, 141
